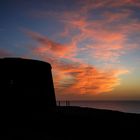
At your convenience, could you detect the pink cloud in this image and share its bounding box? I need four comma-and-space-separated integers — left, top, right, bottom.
54, 7, 139, 62
24, 0, 140, 98
30, 50, 129, 96
103, 10, 133, 22
25, 30, 77, 59
78, 0, 140, 9
25, 31, 129, 97
30, 0, 140, 62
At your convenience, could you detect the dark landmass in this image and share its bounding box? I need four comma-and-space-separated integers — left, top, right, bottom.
4, 106, 140, 139
1, 58, 140, 139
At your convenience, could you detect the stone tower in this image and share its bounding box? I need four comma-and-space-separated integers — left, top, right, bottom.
0, 58, 56, 113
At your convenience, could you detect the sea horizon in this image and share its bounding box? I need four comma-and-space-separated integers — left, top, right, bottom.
57, 100, 140, 114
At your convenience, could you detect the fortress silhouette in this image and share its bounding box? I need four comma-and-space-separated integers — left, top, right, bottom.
0, 58, 56, 113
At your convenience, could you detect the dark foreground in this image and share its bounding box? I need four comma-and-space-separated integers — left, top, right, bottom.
3, 106, 140, 139
1, 58, 139, 139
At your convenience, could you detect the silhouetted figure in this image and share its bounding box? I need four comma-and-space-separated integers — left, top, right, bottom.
65, 100, 70, 106
58, 101, 61, 106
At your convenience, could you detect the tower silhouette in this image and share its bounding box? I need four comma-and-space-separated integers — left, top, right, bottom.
0, 58, 56, 114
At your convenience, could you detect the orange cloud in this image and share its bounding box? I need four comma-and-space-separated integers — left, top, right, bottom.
30, 0, 140, 62
103, 10, 132, 22
59, 19, 127, 61
25, 30, 77, 59
56, 8, 140, 62
25, 0, 140, 98
54, 60, 128, 96
26, 32, 129, 97
54, 63, 129, 95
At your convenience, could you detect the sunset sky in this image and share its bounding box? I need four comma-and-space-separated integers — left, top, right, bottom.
0, 0, 140, 100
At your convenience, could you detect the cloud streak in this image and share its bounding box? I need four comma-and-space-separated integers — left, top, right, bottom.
25, 30, 77, 59
25, 30, 129, 97
34, 0, 140, 62
24, 0, 140, 97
